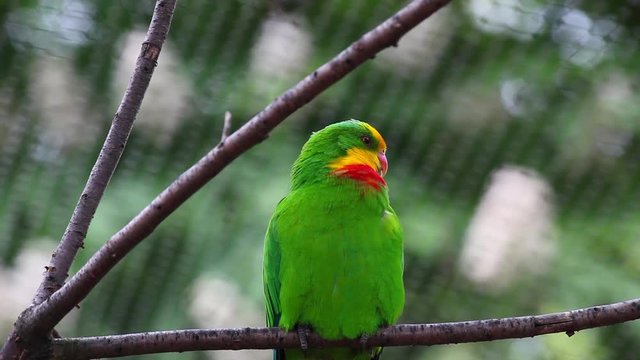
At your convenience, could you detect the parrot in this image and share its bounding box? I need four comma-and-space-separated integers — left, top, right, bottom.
263, 119, 405, 360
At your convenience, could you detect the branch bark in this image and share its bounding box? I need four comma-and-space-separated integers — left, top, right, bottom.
50, 298, 640, 359
1, 0, 178, 358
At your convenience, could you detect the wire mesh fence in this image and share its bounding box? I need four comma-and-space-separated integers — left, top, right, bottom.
1, 0, 640, 359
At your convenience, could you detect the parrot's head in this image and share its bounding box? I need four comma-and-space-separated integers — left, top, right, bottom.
292, 119, 388, 190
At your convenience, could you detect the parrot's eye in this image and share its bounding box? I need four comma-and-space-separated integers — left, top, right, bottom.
361, 135, 372, 146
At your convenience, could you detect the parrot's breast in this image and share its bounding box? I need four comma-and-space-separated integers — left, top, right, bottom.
276, 184, 404, 341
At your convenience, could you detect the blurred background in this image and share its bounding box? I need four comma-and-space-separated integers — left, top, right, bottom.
1, 0, 639, 359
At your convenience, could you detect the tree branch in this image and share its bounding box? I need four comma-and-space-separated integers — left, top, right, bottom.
1, 0, 178, 358
21, 0, 452, 337
33, 0, 177, 306
50, 298, 640, 359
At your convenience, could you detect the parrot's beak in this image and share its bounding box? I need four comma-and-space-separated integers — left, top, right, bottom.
377, 151, 388, 177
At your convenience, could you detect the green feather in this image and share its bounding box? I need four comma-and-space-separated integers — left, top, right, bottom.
263, 120, 404, 360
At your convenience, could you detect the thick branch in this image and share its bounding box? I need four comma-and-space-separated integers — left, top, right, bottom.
0, 0, 178, 358
25, 0, 452, 334
51, 298, 640, 359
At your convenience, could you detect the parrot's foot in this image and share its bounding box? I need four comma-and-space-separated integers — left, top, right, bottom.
359, 334, 369, 349
360, 334, 382, 360
296, 325, 312, 351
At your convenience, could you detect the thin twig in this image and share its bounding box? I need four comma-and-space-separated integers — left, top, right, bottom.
0, 0, 179, 358
51, 298, 640, 359
220, 111, 232, 143
22, 0, 452, 338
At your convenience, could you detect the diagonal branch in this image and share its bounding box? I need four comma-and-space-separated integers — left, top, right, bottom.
51, 298, 640, 359
1, 0, 178, 358
26, 0, 451, 334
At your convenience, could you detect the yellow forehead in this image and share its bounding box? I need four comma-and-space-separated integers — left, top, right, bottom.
363, 123, 386, 151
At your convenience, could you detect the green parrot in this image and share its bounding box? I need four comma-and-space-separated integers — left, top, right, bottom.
263, 120, 405, 360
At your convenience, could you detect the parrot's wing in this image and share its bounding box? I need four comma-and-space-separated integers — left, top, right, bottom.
263, 215, 282, 328
264, 214, 285, 360
386, 205, 404, 273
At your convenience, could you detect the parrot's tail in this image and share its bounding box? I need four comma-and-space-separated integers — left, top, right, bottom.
273, 348, 285, 360
274, 347, 382, 359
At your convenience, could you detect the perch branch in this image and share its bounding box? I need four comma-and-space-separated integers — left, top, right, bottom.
0, 0, 178, 358
24, 0, 452, 335
51, 298, 640, 359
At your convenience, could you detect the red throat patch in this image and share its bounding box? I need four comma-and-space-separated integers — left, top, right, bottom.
331, 164, 386, 190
